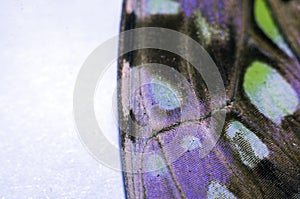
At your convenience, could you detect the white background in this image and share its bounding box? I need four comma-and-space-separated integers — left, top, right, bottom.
0, 0, 124, 198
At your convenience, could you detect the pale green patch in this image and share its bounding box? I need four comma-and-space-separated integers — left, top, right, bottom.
255, 0, 292, 55
193, 11, 228, 46
255, 0, 278, 41
147, 0, 180, 15
146, 153, 168, 175
227, 121, 269, 168
180, 136, 202, 151
151, 80, 180, 110
244, 61, 271, 95
194, 12, 212, 45
207, 181, 237, 199
244, 61, 298, 123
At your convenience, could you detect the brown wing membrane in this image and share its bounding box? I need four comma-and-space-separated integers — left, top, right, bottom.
118, 0, 300, 198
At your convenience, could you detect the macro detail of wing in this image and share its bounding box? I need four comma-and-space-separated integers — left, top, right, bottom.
266, 0, 300, 60
118, 0, 300, 198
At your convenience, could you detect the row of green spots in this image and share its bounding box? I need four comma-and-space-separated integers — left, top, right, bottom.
244, 61, 298, 123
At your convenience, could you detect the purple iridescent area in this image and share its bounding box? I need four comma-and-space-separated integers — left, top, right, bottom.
120, 0, 300, 198
142, 122, 233, 198
130, 65, 206, 134
178, 0, 228, 27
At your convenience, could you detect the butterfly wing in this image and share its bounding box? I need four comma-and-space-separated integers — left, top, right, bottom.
118, 0, 300, 198
266, 0, 300, 60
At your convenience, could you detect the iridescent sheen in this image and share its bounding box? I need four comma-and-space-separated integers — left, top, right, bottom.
118, 0, 300, 198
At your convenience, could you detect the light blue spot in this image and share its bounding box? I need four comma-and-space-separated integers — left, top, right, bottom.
181, 136, 202, 151
151, 82, 180, 110
147, 0, 180, 15
244, 62, 298, 123
146, 153, 168, 175
227, 121, 269, 168
207, 181, 237, 199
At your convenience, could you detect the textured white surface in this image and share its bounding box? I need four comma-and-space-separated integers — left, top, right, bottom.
0, 0, 124, 198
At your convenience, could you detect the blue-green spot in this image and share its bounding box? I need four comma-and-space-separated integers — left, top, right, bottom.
146, 153, 168, 175
227, 121, 269, 168
244, 61, 298, 123
147, 0, 180, 15
151, 82, 180, 110
207, 181, 237, 199
254, 0, 292, 55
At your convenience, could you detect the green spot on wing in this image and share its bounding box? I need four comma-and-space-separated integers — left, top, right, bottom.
244, 61, 298, 123
244, 61, 271, 94
255, 0, 278, 40
193, 10, 228, 46
255, 0, 292, 54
